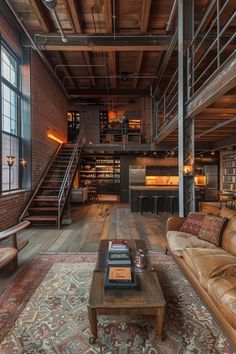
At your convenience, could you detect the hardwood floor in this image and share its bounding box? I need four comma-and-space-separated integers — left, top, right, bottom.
0, 201, 168, 291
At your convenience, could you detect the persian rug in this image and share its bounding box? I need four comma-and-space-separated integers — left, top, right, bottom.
0, 253, 235, 354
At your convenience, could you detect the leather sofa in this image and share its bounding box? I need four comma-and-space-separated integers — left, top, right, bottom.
166, 207, 236, 347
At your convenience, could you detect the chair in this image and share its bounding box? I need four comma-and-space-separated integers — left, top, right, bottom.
218, 192, 233, 209
166, 195, 178, 214
0, 221, 30, 270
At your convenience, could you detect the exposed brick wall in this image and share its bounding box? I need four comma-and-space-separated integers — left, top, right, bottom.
0, 28, 68, 230
31, 52, 67, 187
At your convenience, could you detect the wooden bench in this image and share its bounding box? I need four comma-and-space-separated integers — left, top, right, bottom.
0, 220, 30, 270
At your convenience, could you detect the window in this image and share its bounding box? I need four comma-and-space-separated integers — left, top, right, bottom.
0, 43, 21, 192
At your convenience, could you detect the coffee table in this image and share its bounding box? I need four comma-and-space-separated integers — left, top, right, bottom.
87, 239, 166, 344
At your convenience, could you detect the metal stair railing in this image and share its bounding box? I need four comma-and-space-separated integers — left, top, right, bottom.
57, 133, 84, 228
19, 143, 62, 222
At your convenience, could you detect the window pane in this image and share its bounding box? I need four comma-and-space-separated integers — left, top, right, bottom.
1, 47, 17, 87
1, 133, 19, 191
1, 83, 17, 135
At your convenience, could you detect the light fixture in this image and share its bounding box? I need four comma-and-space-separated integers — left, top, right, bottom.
42, 0, 57, 10
183, 165, 193, 176
20, 158, 27, 167
47, 132, 63, 144
7, 155, 15, 167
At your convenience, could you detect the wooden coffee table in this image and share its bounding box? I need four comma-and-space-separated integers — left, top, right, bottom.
87, 239, 166, 344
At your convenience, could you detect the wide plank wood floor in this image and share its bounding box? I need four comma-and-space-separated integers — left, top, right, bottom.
0, 201, 168, 291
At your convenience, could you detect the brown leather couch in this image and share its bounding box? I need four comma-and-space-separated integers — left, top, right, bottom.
166, 207, 236, 347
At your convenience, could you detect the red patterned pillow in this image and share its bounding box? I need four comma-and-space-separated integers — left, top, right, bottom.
198, 215, 227, 246
179, 212, 206, 236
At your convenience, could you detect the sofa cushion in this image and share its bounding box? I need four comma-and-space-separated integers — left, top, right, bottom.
220, 207, 236, 219
167, 231, 217, 257
198, 214, 227, 246
183, 248, 236, 289
222, 215, 236, 257
179, 212, 206, 236
207, 276, 236, 330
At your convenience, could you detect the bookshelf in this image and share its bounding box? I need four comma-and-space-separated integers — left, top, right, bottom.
221, 151, 236, 191
79, 155, 120, 195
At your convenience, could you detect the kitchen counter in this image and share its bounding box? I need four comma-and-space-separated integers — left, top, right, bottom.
130, 185, 178, 190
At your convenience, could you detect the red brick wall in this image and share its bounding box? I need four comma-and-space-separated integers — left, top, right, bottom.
0, 25, 68, 229
31, 52, 68, 187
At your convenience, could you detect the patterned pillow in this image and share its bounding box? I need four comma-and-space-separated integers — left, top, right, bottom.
198, 214, 227, 246
179, 212, 206, 236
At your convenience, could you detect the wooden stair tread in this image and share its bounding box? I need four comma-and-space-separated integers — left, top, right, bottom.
24, 216, 58, 221
34, 196, 58, 201
29, 207, 58, 211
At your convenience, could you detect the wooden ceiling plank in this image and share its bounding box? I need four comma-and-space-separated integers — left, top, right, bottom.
28, 0, 53, 32
62, 0, 75, 32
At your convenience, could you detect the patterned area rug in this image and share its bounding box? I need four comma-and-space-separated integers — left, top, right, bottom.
0, 253, 235, 354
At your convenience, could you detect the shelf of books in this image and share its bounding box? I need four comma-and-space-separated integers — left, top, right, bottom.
79, 155, 120, 195
222, 151, 236, 192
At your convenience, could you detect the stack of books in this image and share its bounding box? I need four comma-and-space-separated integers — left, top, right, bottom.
105, 239, 137, 288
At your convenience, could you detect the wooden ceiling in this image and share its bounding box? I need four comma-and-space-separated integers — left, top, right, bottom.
3, 0, 236, 148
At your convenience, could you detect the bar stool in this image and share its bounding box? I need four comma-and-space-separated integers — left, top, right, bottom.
166, 195, 178, 214
195, 196, 202, 212
137, 195, 148, 214
152, 195, 164, 214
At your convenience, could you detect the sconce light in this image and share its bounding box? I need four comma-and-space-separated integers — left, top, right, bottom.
20, 158, 27, 167
6, 155, 15, 167
183, 165, 193, 176
47, 132, 63, 144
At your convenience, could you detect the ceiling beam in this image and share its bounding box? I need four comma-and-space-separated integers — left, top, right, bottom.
30, 35, 172, 51
66, 0, 82, 32
108, 52, 116, 88
66, 0, 95, 87
133, 1, 152, 88
140, 0, 152, 33
104, 0, 112, 33
68, 88, 149, 97
28, 0, 53, 32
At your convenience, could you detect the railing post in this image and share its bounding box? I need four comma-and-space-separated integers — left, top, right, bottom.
216, 0, 221, 68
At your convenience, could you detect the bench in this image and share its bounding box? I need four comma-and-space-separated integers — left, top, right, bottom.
0, 220, 30, 270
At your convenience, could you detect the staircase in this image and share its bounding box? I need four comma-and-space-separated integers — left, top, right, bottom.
20, 135, 83, 228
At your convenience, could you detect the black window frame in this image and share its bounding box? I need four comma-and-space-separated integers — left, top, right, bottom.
0, 39, 22, 194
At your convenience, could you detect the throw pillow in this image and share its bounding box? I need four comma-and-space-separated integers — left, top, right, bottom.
198, 214, 227, 246
179, 212, 206, 236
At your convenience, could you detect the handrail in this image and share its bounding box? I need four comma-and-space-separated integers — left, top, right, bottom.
57, 133, 84, 228
19, 143, 62, 221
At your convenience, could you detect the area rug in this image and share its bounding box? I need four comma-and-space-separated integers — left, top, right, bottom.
0, 253, 235, 354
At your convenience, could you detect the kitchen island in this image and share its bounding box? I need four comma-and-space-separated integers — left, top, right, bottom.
130, 185, 205, 213
130, 185, 179, 213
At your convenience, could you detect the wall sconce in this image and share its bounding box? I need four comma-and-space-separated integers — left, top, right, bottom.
20, 158, 27, 167
7, 155, 15, 167
183, 165, 193, 176
47, 133, 63, 144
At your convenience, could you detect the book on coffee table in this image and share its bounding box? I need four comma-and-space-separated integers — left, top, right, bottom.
108, 266, 132, 282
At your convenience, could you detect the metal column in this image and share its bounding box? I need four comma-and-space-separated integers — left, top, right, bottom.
178, 0, 195, 216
